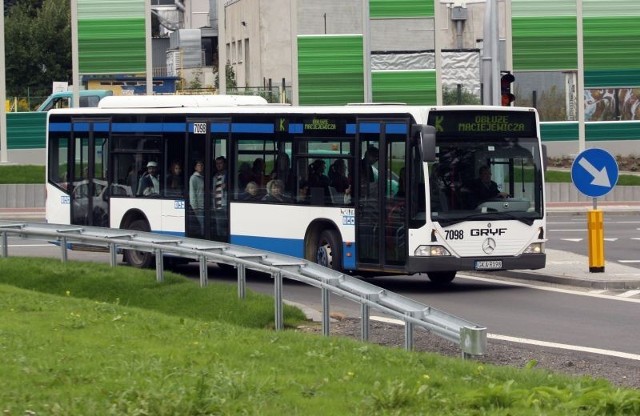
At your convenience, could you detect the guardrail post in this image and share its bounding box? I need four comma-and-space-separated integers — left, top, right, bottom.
273, 271, 284, 331
237, 264, 246, 299
1, 231, 7, 258
405, 312, 416, 351
109, 243, 117, 267
361, 303, 370, 341
60, 237, 68, 263
322, 286, 330, 336
155, 248, 164, 282
199, 255, 208, 287
460, 326, 487, 359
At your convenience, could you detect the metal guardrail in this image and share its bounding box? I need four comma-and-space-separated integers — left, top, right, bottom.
0, 220, 487, 357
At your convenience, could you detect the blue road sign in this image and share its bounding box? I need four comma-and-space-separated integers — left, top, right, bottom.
571, 148, 619, 198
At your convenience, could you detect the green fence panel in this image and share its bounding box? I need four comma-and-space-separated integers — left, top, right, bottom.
370, 0, 434, 18
298, 35, 364, 105
7, 112, 47, 150
372, 70, 436, 105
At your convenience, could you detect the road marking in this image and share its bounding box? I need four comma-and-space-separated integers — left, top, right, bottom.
549, 229, 587, 232
619, 290, 640, 298
370, 316, 640, 361
604, 238, 618, 242
560, 238, 583, 242
459, 274, 640, 303
620, 260, 640, 264
488, 334, 640, 361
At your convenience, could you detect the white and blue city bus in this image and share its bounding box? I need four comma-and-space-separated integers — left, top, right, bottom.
45, 95, 546, 284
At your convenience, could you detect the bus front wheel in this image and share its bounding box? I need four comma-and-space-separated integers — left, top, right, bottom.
427, 271, 456, 285
123, 219, 154, 268
316, 230, 342, 272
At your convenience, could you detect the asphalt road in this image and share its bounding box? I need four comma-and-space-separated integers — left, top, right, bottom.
547, 212, 640, 269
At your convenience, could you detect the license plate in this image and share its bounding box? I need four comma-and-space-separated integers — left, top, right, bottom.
474, 260, 503, 270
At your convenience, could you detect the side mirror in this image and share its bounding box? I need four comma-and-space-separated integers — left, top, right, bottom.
541, 144, 548, 172
412, 124, 436, 162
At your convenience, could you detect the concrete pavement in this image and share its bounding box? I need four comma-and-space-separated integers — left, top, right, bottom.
2, 204, 639, 290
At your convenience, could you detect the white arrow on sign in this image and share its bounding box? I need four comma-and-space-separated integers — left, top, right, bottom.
578, 157, 611, 187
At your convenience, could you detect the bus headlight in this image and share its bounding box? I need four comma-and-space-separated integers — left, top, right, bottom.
523, 242, 544, 254
415, 245, 451, 257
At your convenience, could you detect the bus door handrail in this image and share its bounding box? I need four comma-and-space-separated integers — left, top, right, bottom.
0, 220, 487, 358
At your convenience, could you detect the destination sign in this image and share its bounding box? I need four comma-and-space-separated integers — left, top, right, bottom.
427, 110, 537, 137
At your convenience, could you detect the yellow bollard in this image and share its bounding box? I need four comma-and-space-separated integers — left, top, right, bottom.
587, 209, 604, 272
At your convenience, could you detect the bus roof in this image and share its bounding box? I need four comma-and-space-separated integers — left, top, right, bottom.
98, 94, 269, 109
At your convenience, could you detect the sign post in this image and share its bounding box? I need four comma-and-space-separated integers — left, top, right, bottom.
571, 148, 619, 273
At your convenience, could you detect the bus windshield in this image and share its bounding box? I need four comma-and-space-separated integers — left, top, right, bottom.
427, 111, 544, 226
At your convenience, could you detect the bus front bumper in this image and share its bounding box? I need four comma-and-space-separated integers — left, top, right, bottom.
405, 253, 546, 275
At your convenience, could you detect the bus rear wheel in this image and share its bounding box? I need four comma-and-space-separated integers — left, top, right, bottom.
427, 271, 456, 285
123, 219, 154, 268
316, 230, 342, 272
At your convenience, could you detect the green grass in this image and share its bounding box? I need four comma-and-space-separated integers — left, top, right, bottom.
545, 169, 640, 186
1, 258, 639, 415
0, 164, 45, 184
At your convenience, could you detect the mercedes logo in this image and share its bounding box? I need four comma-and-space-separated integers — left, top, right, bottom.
482, 238, 496, 254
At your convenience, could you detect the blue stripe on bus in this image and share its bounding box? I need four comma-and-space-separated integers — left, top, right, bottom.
112, 123, 186, 133
359, 122, 381, 134
73, 122, 90, 132
345, 123, 407, 136
230, 235, 304, 258
386, 123, 407, 135
94, 122, 110, 132
289, 123, 303, 134
212, 123, 230, 133
231, 123, 275, 134
150, 231, 356, 270
49, 123, 71, 132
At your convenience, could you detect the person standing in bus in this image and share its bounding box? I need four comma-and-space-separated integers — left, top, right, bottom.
250, 158, 269, 187
189, 160, 205, 236
138, 161, 161, 196
212, 156, 228, 238
165, 160, 184, 197
270, 152, 295, 194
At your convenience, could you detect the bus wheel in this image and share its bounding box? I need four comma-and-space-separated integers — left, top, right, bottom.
427, 271, 456, 285
316, 230, 342, 272
123, 219, 154, 268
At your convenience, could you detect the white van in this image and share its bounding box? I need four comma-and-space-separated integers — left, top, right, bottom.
36, 90, 113, 112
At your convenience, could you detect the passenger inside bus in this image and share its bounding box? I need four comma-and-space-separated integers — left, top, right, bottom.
240, 181, 262, 201
165, 160, 183, 197
138, 161, 161, 196
262, 179, 292, 203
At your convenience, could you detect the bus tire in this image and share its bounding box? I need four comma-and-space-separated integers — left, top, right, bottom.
123, 219, 154, 268
316, 229, 342, 272
427, 271, 456, 285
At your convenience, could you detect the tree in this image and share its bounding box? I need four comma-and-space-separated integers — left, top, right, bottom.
5, 0, 71, 97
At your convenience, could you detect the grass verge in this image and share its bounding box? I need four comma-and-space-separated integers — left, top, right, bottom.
0, 165, 45, 184
545, 170, 640, 185
1, 257, 639, 415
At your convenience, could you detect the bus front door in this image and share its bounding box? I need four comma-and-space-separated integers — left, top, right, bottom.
355, 119, 409, 271
69, 120, 109, 227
